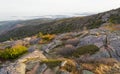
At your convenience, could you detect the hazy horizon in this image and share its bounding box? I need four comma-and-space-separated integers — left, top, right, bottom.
0, 12, 96, 21
0, 0, 120, 21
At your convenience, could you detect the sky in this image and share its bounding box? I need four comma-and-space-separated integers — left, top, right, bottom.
0, 0, 120, 21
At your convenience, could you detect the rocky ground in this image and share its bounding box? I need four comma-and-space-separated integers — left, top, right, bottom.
0, 28, 120, 74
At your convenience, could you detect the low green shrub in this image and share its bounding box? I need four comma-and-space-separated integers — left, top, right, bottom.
109, 14, 120, 24
0, 45, 27, 59
41, 59, 62, 68
89, 20, 103, 29
73, 45, 99, 57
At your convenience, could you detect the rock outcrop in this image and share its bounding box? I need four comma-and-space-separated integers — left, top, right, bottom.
0, 50, 46, 74
0, 28, 120, 74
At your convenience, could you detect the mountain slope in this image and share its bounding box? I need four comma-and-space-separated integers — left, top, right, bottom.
0, 18, 54, 35
0, 8, 120, 42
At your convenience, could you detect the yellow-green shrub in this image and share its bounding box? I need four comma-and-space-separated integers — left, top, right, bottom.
38, 32, 56, 44
41, 59, 62, 68
0, 45, 27, 59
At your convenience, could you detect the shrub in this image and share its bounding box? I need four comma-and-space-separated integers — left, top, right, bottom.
89, 20, 103, 29
0, 45, 27, 59
109, 14, 120, 24
37, 32, 43, 37
57, 44, 75, 57
38, 32, 55, 40
73, 45, 99, 57
41, 59, 62, 68
38, 32, 56, 44
41, 34, 55, 40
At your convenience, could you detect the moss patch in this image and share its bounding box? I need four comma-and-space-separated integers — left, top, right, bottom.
73, 45, 99, 57
41, 59, 62, 68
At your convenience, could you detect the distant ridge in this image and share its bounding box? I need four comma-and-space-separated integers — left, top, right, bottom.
0, 8, 120, 42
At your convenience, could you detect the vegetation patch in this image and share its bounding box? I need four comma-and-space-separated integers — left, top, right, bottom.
109, 14, 120, 24
37, 32, 56, 44
0, 45, 27, 59
73, 45, 99, 57
41, 59, 62, 68
88, 20, 104, 29
103, 24, 120, 31
57, 44, 99, 58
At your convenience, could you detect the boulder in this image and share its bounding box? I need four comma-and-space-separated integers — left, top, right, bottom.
43, 68, 55, 74
65, 38, 79, 46
36, 64, 47, 74
0, 50, 47, 74
77, 35, 106, 47
30, 38, 41, 44
18, 50, 46, 63
82, 70, 94, 74
42, 40, 63, 53
28, 45, 38, 52
91, 47, 110, 59
23, 37, 31, 42
0, 62, 26, 74
56, 70, 70, 74
12, 40, 23, 46
26, 61, 40, 71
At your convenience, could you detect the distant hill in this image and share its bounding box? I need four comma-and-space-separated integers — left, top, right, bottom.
0, 18, 54, 34
0, 21, 21, 33
0, 8, 120, 42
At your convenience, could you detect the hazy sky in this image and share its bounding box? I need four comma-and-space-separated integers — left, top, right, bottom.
0, 0, 120, 21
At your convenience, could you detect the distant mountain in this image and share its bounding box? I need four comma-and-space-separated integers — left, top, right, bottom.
0, 13, 93, 21
0, 21, 22, 34
0, 18, 55, 35
0, 12, 93, 33
0, 13, 93, 35
0, 8, 119, 42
